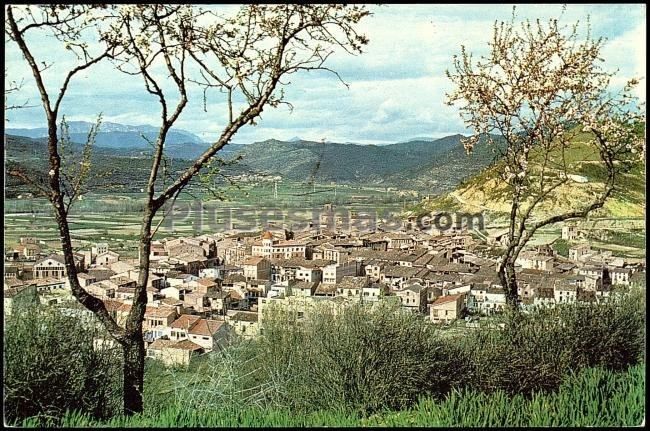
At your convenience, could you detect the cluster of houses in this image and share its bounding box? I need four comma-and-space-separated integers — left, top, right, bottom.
4, 212, 646, 366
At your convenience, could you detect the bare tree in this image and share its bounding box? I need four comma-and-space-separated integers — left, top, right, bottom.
6, 4, 368, 415
446, 12, 645, 307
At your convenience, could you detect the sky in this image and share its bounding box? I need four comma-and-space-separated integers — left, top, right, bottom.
4, 4, 646, 145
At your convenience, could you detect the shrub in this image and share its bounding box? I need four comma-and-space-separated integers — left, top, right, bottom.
245, 301, 466, 413
3, 304, 122, 424
463, 287, 646, 396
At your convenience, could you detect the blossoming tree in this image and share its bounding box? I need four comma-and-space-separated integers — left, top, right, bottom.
446, 13, 645, 307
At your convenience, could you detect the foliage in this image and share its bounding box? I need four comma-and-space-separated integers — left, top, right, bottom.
462, 287, 646, 395
3, 304, 123, 424
6, 290, 645, 426
18, 364, 645, 427
552, 238, 569, 257
250, 301, 468, 413
141, 293, 645, 416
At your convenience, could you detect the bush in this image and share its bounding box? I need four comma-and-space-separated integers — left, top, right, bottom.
143, 341, 271, 416
3, 304, 122, 424
155, 291, 644, 414
463, 287, 646, 396
244, 301, 466, 413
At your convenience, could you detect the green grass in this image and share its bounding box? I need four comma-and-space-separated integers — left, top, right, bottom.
602, 230, 646, 249
19, 364, 645, 427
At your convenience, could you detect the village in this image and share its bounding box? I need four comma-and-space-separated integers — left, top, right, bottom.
4, 204, 646, 367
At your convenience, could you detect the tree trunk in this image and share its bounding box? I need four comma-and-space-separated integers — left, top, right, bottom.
498, 258, 519, 310
120, 208, 154, 416
122, 335, 145, 415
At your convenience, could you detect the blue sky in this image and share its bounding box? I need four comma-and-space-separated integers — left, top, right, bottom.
5, 4, 646, 145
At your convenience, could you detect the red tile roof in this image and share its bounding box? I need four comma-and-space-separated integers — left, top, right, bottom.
171, 339, 204, 351
188, 319, 224, 337
432, 294, 463, 306
170, 314, 201, 329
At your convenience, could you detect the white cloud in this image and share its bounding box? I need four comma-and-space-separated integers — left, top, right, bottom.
5, 4, 646, 143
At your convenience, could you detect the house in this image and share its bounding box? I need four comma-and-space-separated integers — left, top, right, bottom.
204, 290, 233, 314
312, 243, 352, 264
322, 261, 357, 284
14, 242, 41, 260
380, 265, 422, 289
383, 233, 415, 250
245, 279, 269, 303
361, 282, 389, 302
160, 285, 190, 301
562, 224, 578, 241
77, 272, 97, 287
149, 241, 169, 261
96, 251, 120, 267
314, 283, 338, 297
4, 265, 19, 279
363, 260, 384, 281
430, 293, 465, 324
576, 287, 598, 303
394, 282, 427, 312
336, 276, 368, 299
91, 242, 109, 258
193, 278, 218, 293
533, 286, 556, 307
86, 280, 117, 300
109, 261, 136, 275
183, 290, 211, 313
146, 339, 204, 366
216, 238, 247, 265
271, 258, 329, 283
34, 255, 72, 279
165, 237, 217, 259
87, 267, 116, 281
226, 311, 259, 338
554, 283, 577, 304
578, 266, 605, 286
4, 283, 38, 316
516, 251, 554, 272
291, 280, 319, 297
569, 244, 591, 261
168, 314, 202, 341
143, 306, 178, 342
258, 295, 338, 326
609, 267, 632, 286
482, 288, 507, 314
35, 277, 67, 293
187, 318, 229, 351
241, 256, 271, 281
251, 231, 307, 259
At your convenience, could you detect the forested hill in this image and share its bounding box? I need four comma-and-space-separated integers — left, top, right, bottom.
5, 133, 501, 195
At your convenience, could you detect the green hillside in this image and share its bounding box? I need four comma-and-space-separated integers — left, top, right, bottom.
412, 130, 646, 220
5, 133, 501, 196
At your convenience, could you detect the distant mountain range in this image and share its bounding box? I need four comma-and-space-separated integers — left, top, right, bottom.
226, 135, 500, 190
5, 122, 502, 195
6, 121, 204, 149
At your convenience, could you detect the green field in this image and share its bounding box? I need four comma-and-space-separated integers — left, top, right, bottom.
4, 181, 419, 258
